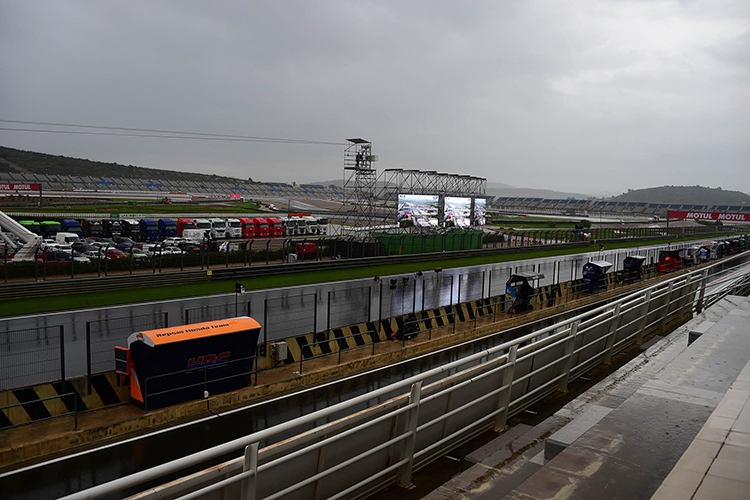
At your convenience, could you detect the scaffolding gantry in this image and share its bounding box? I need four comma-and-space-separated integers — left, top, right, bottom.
332, 139, 487, 238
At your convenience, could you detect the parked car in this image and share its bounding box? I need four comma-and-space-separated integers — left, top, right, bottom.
163, 237, 188, 246
71, 251, 91, 264
36, 251, 71, 263
104, 248, 128, 260
177, 242, 202, 253
82, 250, 103, 260
128, 247, 150, 260
72, 241, 98, 253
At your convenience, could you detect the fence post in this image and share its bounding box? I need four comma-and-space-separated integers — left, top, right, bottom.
695, 269, 709, 314
59, 325, 66, 393
86, 322, 92, 395
603, 304, 622, 364
558, 320, 579, 391
240, 442, 259, 500
658, 282, 675, 332
494, 345, 517, 431
396, 381, 422, 488
164, 312, 169, 328
635, 289, 653, 345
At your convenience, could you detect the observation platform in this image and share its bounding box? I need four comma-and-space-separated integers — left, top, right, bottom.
422, 295, 750, 500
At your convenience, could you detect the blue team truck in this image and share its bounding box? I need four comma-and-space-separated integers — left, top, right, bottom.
60, 219, 83, 238
139, 219, 159, 241
158, 219, 177, 240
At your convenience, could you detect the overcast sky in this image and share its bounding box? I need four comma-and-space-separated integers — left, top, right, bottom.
1, 1, 749, 196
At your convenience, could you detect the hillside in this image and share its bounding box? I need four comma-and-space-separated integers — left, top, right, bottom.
0, 146, 248, 184
611, 185, 750, 206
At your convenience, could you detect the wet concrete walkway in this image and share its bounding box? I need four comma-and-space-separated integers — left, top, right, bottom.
422, 295, 750, 500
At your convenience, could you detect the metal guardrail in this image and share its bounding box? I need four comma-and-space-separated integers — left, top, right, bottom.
59, 251, 750, 500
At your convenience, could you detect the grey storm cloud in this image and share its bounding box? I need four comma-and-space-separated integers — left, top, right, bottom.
1, 0, 749, 196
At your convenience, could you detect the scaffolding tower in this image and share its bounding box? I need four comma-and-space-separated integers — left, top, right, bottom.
332, 139, 487, 238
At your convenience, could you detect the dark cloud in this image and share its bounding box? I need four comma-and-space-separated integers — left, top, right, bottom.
1, 0, 748, 195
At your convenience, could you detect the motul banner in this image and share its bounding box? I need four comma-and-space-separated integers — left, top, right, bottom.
0, 183, 41, 191
668, 210, 749, 222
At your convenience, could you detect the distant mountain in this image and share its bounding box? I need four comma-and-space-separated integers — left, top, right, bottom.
611, 185, 750, 206
486, 187, 590, 200
0, 145, 248, 184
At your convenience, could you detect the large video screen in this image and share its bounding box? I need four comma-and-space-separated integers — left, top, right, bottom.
444, 196, 472, 228
474, 198, 486, 226
398, 194, 440, 228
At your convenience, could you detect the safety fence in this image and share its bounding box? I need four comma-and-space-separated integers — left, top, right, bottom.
60, 252, 750, 500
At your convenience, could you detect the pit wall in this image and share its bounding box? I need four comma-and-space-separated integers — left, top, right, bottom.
0, 266, 657, 427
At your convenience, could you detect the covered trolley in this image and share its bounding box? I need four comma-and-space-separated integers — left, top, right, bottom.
505, 272, 544, 314
622, 255, 646, 284
582, 260, 612, 293
115, 317, 262, 410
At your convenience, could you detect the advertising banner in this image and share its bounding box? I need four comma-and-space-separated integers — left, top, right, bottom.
0, 183, 41, 191
668, 210, 749, 222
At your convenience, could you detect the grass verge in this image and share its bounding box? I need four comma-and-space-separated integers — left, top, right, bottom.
0, 234, 730, 318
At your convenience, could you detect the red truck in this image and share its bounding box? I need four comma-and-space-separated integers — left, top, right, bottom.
176, 218, 197, 237
253, 217, 269, 238
266, 217, 284, 237
239, 218, 256, 238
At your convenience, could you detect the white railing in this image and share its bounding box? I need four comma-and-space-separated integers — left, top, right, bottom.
59, 252, 750, 500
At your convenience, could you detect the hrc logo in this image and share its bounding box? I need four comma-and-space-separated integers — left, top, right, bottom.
187, 351, 230, 370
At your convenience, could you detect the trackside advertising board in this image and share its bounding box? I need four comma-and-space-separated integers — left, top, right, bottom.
668, 211, 750, 222
0, 183, 41, 191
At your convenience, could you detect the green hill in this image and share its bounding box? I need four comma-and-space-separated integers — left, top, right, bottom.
0, 145, 249, 183
611, 185, 750, 206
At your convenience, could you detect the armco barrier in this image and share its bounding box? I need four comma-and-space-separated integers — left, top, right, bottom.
59, 252, 750, 500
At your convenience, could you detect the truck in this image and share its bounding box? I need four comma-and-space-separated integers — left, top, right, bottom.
253, 217, 269, 238
239, 218, 256, 238
226, 218, 243, 238
18, 220, 41, 235
139, 218, 159, 241
82, 219, 104, 238
196, 219, 212, 238
266, 217, 284, 237
103, 219, 123, 238
175, 218, 196, 236
60, 219, 83, 238
40, 221, 61, 238
302, 216, 318, 235
209, 218, 227, 239
317, 217, 329, 235
55, 231, 81, 245
121, 219, 141, 240
158, 219, 178, 240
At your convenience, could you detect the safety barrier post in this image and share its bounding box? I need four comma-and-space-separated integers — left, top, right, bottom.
240, 442, 259, 500
635, 290, 653, 345
677, 275, 694, 320
603, 304, 622, 365
494, 345, 517, 431
60, 325, 66, 393
397, 381, 422, 488
658, 282, 675, 331
86, 322, 92, 395
695, 269, 709, 314
558, 320, 579, 391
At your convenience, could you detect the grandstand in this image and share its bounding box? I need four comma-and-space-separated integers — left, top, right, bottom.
491, 196, 750, 219
0, 172, 342, 201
